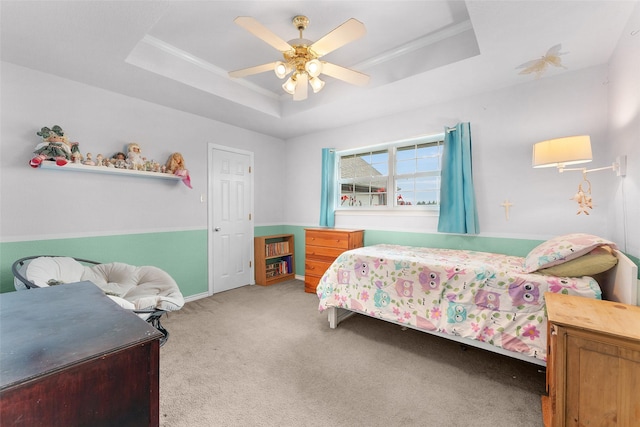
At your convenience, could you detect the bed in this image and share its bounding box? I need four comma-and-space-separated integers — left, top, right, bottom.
316, 233, 638, 366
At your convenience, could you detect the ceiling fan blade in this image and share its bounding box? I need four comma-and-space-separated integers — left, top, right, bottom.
321, 62, 370, 86
293, 73, 308, 101
234, 16, 293, 53
310, 18, 366, 57
228, 61, 279, 78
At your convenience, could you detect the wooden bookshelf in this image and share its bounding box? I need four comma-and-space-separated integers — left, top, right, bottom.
254, 234, 295, 286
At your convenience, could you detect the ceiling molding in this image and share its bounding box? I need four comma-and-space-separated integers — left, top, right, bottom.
140, 35, 280, 100
356, 19, 474, 70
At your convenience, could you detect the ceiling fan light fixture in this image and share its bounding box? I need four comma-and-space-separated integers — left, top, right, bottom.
282, 75, 297, 95
274, 61, 290, 79
230, 15, 369, 100
309, 76, 325, 93
305, 58, 322, 78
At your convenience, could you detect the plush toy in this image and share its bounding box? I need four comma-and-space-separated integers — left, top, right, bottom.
30, 125, 78, 168
165, 152, 192, 188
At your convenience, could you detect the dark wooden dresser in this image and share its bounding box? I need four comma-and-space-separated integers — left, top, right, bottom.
0, 281, 163, 427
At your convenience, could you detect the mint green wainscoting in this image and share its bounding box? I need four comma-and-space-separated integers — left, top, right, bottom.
0, 230, 208, 295
362, 230, 542, 257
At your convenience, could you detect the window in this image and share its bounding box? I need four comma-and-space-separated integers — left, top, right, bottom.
337, 134, 444, 209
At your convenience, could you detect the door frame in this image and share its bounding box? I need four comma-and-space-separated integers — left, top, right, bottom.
207, 143, 255, 295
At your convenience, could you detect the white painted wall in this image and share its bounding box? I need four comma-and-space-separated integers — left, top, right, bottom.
607, 1, 640, 258
0, 62, 286, 241
284, 65, 618, 241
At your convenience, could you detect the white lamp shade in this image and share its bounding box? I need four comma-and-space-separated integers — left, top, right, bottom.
305, 59, 322, 78
274, 62, 289, 79
309, 76, 325, 93
282, 75, 297, 95
532, 135, 593, 168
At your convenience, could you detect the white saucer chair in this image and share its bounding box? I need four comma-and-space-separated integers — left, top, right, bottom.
12, 255, 184, 345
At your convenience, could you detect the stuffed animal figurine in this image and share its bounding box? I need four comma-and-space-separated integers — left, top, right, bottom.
30, 125, 78, 168
165, 152, 192, 188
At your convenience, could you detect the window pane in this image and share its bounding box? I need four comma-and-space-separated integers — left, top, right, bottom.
397, 159, 416, 174
396, 146, 415, 160
340, 155, 355, 179
337, 136, 442, 209
341, 151, 388, 179
394, 140, 442, 207
417, 157, 440, 171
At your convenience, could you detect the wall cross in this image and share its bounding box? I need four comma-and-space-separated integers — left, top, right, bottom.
501, 199, 513, 220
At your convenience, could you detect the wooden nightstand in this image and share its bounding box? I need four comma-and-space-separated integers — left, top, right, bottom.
304, 228, 364, 293
543, 292, 640, 427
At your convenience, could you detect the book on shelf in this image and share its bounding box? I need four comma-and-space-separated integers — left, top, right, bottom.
265, 241, 290, 257
264, 255, 292, 278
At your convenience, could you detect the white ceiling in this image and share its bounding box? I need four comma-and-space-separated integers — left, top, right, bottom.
1, 1, 636, 140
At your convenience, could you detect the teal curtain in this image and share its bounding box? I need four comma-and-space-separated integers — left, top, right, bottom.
438, 122, 479, 234
319, 148, 336, 227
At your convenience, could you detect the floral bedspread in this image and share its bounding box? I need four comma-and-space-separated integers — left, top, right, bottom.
316, 244, 601, 362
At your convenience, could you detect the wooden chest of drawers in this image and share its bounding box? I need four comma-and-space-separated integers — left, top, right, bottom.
304, 228, 364, 293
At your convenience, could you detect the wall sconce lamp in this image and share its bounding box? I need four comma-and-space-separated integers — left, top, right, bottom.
532, 135, 627, 215
532, 135, 626, 176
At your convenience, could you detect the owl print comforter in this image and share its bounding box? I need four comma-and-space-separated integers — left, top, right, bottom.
316, 244, 602, 362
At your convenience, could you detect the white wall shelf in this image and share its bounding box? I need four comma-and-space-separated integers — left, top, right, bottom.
40, 161, 182, 181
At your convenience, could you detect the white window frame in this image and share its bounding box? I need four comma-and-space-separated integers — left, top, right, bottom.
336, 133, 444, 211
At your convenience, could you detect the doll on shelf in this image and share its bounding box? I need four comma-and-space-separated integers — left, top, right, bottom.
165, 152, 192, 188
112, 152, 127, 169
30, 125, 77, 168
126, 143, 145, 170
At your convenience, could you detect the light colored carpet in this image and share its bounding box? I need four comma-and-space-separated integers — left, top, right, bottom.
159, 280, 544, 426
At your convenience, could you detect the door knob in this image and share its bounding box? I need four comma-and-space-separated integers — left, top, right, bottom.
214, 227, 221, 232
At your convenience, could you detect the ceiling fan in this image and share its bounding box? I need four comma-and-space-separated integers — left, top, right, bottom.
228, 15, 370, 101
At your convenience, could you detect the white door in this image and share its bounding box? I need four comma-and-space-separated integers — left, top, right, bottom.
208, 144, 254, 294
